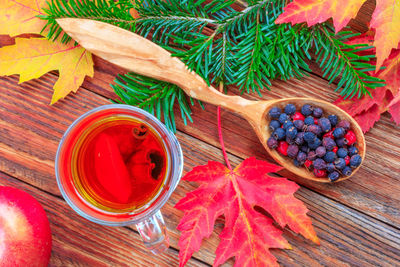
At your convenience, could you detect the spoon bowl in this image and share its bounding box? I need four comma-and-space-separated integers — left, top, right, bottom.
57, 18, 366, 182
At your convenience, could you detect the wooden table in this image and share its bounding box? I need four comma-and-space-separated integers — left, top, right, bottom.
1, 3, 400, 266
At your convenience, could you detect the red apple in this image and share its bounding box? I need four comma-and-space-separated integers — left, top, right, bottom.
0, 186, 52, 266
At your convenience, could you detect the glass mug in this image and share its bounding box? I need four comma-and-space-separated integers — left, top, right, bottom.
55, 104, 183, 254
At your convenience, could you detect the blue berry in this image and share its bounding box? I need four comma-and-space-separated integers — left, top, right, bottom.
342, 166, 352, 176
301, 104, 313, 116
269, 120, 281, 131
315, 146, 326, 157
268, 107, 281, 119
307, 125, 322, 136
287, 144, 299, 158
295, 132, 305, 145
308, 139, 322, 150
313, 107, 323, 118
286, 136, 295, 145
334, 158, 346, 170
318, 118, 331, 133
293, 159, 301, 167
304, 132, 317, 143
307, 151, 317, 161
337, 148, 348, 158
328, 171, 340, 182
313, 158, 327, 170
283, 121, 294, 130
324, 151, 336, 163
267, 137, 278, 149
273, 128, 286, 140
348, 146, 359, 156
335, 138, 346, 147
279, 113, 289, 124
333, 127, 345, 139
284, 104, 296, 115
326, 163, 335, 173
328, 115, 338, 127
304, 116, 315, 125
322, 137, 336, 150
337, 120, 351, 131
350, 154, 362, 168
300, 145, 309, 153
286, 126, 298, 139
293, 120, 304, 130
297, 151, 307, 163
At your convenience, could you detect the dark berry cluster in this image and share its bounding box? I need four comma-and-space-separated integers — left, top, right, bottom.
266, 103, 362, 182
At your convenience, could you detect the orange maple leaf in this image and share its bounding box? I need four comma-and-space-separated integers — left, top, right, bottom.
175, 158, 319, 267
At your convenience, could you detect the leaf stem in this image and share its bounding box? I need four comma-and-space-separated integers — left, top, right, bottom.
217, 83, 232, 170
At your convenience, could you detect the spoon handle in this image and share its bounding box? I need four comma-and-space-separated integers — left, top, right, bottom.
56, 18, 254, 114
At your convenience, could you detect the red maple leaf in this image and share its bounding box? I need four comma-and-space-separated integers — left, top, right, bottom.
175, 158, 319, 267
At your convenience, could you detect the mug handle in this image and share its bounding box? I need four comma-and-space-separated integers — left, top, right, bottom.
136, 210, 169, 254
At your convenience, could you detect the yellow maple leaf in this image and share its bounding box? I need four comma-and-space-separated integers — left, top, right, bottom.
0, 37, 94, 104
0, 0, 47, 36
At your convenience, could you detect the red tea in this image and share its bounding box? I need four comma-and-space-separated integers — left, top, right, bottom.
71, 116, 167, 212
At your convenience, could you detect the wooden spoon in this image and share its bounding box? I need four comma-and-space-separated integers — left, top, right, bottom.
56, 18, 366, 183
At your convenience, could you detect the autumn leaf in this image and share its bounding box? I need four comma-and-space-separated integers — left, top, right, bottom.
175, 158, 319, 267
0, 0, 46, 36
0, 37, 94, 104
275, 0, 367, 32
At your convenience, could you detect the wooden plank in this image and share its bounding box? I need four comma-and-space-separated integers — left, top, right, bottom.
0, 75, 399, 266
0, 171, 207, 267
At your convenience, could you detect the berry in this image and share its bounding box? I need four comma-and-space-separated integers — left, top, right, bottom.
314, 169, 327, 178
322, 137, 336, 150
269, 120, 281, 131
277, 141, 289, 156
286, 126, 298, 139
342, 166, 352, 176
337, 120, 351, 131
333, 127, 345, 139
293, 120, 304, 130
279, 113, 289, 124
328, 171, 340, 182
334, 158, 346, 170
307, 151, 317, 161
287, 144, 299, 158
284, 104, 296, 115
295, 132, 305, 146
335, 138, 346, 147
344, 155, 350, 165
283, 121, 294, 130
292, 112, 305, 121
304, 116, 315, 125
273, 128, 286, 140
267, 137, 278, 149
315, 146, 326, 157
301, 145, 309, 153
304, 132, 317, 143
318, 118, 331, 133
314, 118, 319, 125
304, 159, 313, 169
297, 151, 307, 163
268, 107, 281, 119
293, 159, 301, 167
348, 146, 359, 156
328, 115, 338, 127
301, 104, 313, 116
286, 136, 295, 145
324, 151, 336, 163
308, 139, 322, 150
337, 148, 348, 158
323, 130, 334, 139
332, 146, 338, 153
345, 130, 357, 145
313, 107, 323, 118
350, 154, 362, 168
313, 158, 327, 170
326, 163, 335, 173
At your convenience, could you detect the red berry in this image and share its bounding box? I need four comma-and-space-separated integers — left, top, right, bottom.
332, 146, 338, 153
314, 118, 319, 124
304, 159, 313, 169
314, 169, 327, 178
292, 112, 305, 121
344, 155, 350, 165
277, 141, 289, 156
324, 130, 334, 139
345, 130, 356, 145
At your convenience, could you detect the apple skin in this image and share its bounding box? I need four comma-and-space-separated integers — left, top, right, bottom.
0, 186, 52, 266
